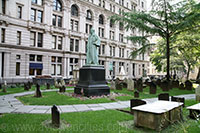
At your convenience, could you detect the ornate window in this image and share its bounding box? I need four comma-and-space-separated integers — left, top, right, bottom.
99, 14, 104, 25
71, 5, 78, 16
53, 0, 62, 11
86, 10, 92, 21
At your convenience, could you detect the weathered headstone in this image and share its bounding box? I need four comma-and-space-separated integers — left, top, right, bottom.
3, 81, 7, 92
130, 99, 146, 114
59, 86, 65, 93
51, 105, 60, 128
134, 90, 139, 98
24, 83, 29, 91
185, 80, 193, 90
171, 96, 185, 107
27, 81, 32, 90
195, 85, 200, 102
35, 84, 42, 97
127, 78, 134, 91
110, 80, 116, 90
156, 79, 161, 87
115, 78, 122, 90
149, 82, 157, 94
172, 80, 179, 88
161, 80, 169, 91
46, 83, 50, 89
137, 79, 143, 92
179, 83, 185, 90
158, 93, 169, 101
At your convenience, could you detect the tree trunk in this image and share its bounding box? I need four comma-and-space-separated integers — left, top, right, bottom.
186, 65, 191, 80
197, 67, 200, 80
166, 33, 170, 81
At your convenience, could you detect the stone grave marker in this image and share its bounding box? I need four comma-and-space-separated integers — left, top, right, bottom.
3, 81, 7, 92
110, 80, 116, 90
59, 86, 66, 93
137, 79, 143, 92
127, 78, 134, 91
158, 93, 169, 101
134, 90, 139, 98
156, 79, 161, 87
149, 82, 157, 94
185, 80, 193, 90
35, 84, 42, 97
195, 85, 200, 102
162, 80, 169, 91
172, 80, 179, 88
51, 105, 60, 128
24, 83, 29, 91
130, 99, 146, 114
46, 83, 50, 89
171, 96, 185, 107
179, 83, 185, 90
0, 84, 2, 89
115, 78, 122, 90
28, 81, 32, 90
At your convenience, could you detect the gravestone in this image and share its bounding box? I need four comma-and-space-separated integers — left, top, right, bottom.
179, 83, 185, 90
185, 80, 193, 90
110, 80, 116, 90
0, 84, 2, 89
195, 85, 200, 102
24, 83, 29, 91
3, 81, 7, 92
27, 81, 32, 90
171, 96, 185, 107
127, 78, 134, 91
115, 78, 122, 90
172, 80, 179, 88
137, 79, 143, 92
35, 84, 42, 97
161, 80, 169, 91
46, 83, 50, 89
51, 105, 60, 128
158, 93, 169, 101
134, 90, 139, 98
59, 86, 65, 93
149, 82, 157, 94
130, 99, 146, 114
156, 79, 161, 87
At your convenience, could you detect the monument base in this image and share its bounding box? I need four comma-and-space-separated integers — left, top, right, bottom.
74, 65, 110, 97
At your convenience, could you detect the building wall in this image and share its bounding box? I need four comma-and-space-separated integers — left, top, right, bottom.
0, 0, 148, 82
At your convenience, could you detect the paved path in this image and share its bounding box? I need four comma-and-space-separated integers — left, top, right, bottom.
0, 89, 195, 114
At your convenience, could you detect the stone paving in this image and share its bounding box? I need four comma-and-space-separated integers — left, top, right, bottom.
0, 89, 195, 114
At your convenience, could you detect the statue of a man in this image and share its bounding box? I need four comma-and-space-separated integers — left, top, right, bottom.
86, 28, 101, 65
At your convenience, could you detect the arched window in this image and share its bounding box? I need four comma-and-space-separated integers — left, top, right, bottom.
99, 14, 104, 25
71, 5, 79, 16
86, 10, 92, 20
53, 0, 62, 11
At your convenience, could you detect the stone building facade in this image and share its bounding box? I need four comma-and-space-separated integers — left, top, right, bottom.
0, 0, 148, 83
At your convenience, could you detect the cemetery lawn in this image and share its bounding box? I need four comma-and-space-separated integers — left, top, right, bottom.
17, 91, 112, 105
0, 100, 199, 133
17, 87, 195, 105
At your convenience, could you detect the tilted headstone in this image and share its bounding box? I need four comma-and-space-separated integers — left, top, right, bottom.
110, 80, 116, 90
127, 78, 134, 91
46, 83, 50, 89
185, 80, 193, 90
134, 90, 139, 98
195, 85, 200, 102
179, 83, 185, 90
130, 99, 146, 114
35, 84, 42, 97
59, 86, 66, 93
51, 105, 60, 128
149, 82, 157, 94
158, 93, 169, 101
115, 78, 122, 90
171, 96, 185, 107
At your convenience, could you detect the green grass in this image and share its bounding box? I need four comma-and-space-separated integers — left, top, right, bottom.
0, 100, 200, 133
112, 86, 195, 99
17, 86, 195, 105
17, 91, 112, 105
0, 85, 73, 96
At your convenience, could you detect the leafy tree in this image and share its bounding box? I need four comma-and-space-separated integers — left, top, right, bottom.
111, 0, 200, 80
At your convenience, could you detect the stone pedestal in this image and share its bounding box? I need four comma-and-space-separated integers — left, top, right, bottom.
74, 65, 110, 97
